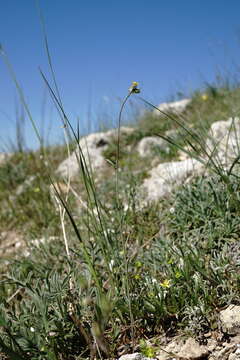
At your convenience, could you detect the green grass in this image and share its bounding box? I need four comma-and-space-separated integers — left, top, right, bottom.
1, 74, 240, 359
0, 145, 70, 239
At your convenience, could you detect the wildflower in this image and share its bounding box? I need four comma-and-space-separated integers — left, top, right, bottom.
129, 81, 140, 94
135, 260, 143, 268
160, 279, 171, 288
201, 94, 208, 101
134, 274, 141, 280
167, 257, 174, 265
175, 271, 182, 279
30, 327, 35, 332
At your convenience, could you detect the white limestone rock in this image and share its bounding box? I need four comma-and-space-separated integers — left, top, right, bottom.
206, 117, 240, 168
57, 127, 134, 178
118, 353, 155, 360
220, 305, 240, 335
137, 137, 168, 157
156, 337, 209, 360
177, 337, 209, 359
140, 158, 203, 202
153, 98, 191, 116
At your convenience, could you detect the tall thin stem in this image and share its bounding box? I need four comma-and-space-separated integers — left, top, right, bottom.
116, 92, 132, 207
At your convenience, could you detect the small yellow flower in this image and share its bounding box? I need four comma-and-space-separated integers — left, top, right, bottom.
135, 261, 143, 268
160, 279, 171, 288
129, 81, 140, 94
175, 271, 182, 279
134, 274, 141, 280
167, 257, 174, 265
201, 94, 208, 101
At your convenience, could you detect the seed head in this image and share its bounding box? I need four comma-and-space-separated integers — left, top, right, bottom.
129, 81, 140, 94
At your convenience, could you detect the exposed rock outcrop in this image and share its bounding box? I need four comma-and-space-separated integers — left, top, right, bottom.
206, 117, 240, 169
137, 137, 168, 157
140, 158, 203, 202
57, 127, 134, 178
153, 98, 191, 116
57, 116, 240, 204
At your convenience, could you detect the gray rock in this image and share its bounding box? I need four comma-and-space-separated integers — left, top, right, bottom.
57, 127, 134, 178
156, 337, 208, 360
206, 117, 240, 169
220, 305, 240, 335
118, 353, 155, 360
137, 137, 168, 157
229, 349, 240, 360
140, 158, 203, 202
210, 342, 237, 360
177, 337, 209, 359
153, 98, 191, 116
156, 337, 182, 359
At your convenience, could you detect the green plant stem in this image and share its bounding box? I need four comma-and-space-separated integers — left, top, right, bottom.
116, 92, 132, 207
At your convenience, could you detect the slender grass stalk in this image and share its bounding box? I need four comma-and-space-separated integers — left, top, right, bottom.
116, 92, 132, 205
116, 82, 140, 204
115, 81, 140, 344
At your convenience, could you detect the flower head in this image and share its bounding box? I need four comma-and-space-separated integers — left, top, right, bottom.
175, 271, 182, 279
160, 279, 171, 288
201, 94, 208, 101
129, 81, 140, 94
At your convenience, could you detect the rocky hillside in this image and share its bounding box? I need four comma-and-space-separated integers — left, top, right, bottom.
1, 86, 240, 359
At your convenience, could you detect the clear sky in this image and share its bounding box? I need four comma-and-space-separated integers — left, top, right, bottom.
1, 0, 240, 150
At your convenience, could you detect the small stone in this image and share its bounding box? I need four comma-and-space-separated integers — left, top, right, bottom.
137, 137, 167, 157
214, 342, 236, 359
207, 338, 218, 352
229, 353, 240, 360
177, 337, 209, 359
118, 353, 155, 360
220, 305, 240, 335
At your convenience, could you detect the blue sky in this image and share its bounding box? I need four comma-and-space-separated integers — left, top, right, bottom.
1, 0, 240, 149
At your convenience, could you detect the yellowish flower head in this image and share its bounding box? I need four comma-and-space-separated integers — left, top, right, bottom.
160, 279, 171, 288
201, 94, 208, 101
167, 257, 174, 265
175, 271, 182, 279
134, 274, 141, 280
135, 261, 143, 268
129, 81, 140, 94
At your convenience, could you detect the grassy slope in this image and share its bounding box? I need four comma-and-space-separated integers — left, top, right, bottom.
0, 84, 240, 359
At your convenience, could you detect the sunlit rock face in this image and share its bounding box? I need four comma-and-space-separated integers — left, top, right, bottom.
57, 127, 134, 178
140, 158, 203, 202
206, 117, 240, 168
153, 98, 191, 116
